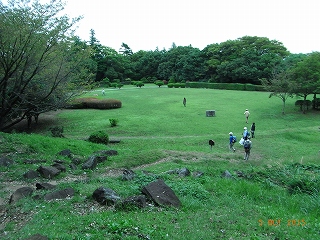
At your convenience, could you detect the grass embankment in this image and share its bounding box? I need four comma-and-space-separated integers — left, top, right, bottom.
0, 85, 319, 239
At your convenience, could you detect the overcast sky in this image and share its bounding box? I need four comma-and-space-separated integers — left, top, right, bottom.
63, 0, 320, 54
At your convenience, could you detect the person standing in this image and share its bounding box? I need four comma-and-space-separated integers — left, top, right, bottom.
229, 132, 236, 152
250, 122, 256, 138
243, 136, 252, 160
244, 109, 250, 124
243, 127, 249, 139
183, 97, 186, 107
102, 89, 105, 95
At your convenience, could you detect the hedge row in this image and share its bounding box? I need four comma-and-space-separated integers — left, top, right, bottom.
185, 82, 265, 91
67, 98, 122, 109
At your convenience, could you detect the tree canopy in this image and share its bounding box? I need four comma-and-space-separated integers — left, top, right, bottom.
0, 0, 93, 130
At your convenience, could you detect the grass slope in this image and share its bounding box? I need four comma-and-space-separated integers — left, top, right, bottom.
0, 84, 319, 239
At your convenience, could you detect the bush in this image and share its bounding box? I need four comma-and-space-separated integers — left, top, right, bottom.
88, 131, 109, 145
49, 126, 64, 138
67, 98, 122, 109
109, 118, 119, 127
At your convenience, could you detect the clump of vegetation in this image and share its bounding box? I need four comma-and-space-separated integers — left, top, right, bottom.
109, 118, 119, 127
88, 130, 109, 144
49, 126, 64, 138
67, 98, 122, 109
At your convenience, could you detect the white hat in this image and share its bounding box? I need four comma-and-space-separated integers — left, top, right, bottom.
229, 132, 233, 135
244, 127, 247, 130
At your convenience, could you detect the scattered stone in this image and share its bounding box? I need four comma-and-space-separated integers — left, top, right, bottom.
109, 139, 121, 144
24, 233, 49, 240
71, 157, 81, 165
23, 170, 40, 179
0, 157, 13, 167
57, 149, 72, 158
82, 155, 98, 170
95, 149, 118, 156
23, 159, 46, 164
69, 163, 77, 170
141, 179, 181, 208
193, 171, 204, 178
9, 187, 33, 204
221, 170, 233, 178
36, 183, 56, 190
116, 195, 146, 210
51, 163, 66, 172
44, 188, 75, 201
92, 187, 121, 205
37, 166, 61, 179
122, 169, 135, 181
177, 168, 191, 177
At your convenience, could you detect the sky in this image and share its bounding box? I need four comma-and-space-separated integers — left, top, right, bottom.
62, 0, 320, 54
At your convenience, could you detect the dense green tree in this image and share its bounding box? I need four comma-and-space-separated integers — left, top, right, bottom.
204, 36, 289, 83
0, 0, 91, 131
119, 42, 133, 56
260, 70, 294, 114
290, 52, 320, 112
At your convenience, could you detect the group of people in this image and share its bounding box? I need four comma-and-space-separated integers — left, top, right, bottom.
229, 109, 255, 161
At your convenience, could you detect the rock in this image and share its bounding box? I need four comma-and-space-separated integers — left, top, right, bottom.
116, 195, 146, 210
122, 169, 135, 181
51, 163, 66, 172
37, 166, 61, 179
36, 183, 56, 190
0, 157, 13, 167
57, 149, 72, 158
92, 187, 121, 205
82, 155, 98, 170
221, 170, 233, 178
44, 188, 75, 201
177, 168, 191, 177
193, 171, 204, 177
9, 187, 33, 204
141, 179, 181, 208
94, 149, 118, 156
23, 170, 40, 179
24, 233, 49, 240
109, 139, 121, 144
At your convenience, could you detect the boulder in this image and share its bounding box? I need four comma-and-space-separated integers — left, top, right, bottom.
36, 183, 56, 190
221, 170, 233, 178
23, 170, 40, 179
9, 187, 33, 204
57, 149, 72, 158
51, 163, 66, 172
116, 195, 146, 210
92, 187, 121, 205
82, 155, 98, 170
37, 166, 60, 179
0, 157, 13, 167
122, 169, 135, 181
44, 188, 74, 201
141, 179, 181, 208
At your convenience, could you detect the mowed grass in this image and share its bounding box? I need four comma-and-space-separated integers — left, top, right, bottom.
1, 84, 320, 239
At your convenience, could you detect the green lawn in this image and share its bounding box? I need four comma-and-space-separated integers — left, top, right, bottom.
0, 84, 319, 239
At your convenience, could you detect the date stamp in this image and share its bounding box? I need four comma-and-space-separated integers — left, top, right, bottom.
259, 219, 306, 227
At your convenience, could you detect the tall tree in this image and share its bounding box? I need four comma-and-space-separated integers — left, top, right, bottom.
290, 52, 320, 112
260, 70, 294, 114
0, 0, 91, 131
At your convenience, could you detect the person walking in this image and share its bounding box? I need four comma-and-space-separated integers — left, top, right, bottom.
250, 122, 256, 138
244, 109, 250, 124
229, 132, 236, 152
243, 127, 249, 139
243, 136, 252, 160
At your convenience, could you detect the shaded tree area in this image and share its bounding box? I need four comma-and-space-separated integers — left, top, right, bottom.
0, 0, 94, 131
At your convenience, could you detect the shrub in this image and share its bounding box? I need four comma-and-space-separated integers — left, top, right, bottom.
88, 131, 109, 145
49, 126, 64, 138
155, 81, 164, 87
136, 81, 144, 88
109, 118, 119, 127
67, 98, 122, 109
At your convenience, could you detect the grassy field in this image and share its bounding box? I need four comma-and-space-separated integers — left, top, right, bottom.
0, 84, 319, 239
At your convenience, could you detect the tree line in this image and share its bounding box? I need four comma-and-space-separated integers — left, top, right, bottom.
1, 0, 320, 131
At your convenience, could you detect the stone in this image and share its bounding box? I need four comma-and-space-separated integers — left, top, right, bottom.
206, 110, 215, 117
221, 170, 233, 178
23, 170, 40, 179
44, 188, 74, 201
122, 169, 135, 181
92, 187, 121, 205
193, 171, 204, 178
82, 155, 98, 170
9, 187, 33, 204
51, 163, 66, 172
24, 233, 49, 240
57, 149, 72, 158
141, 179, 181, 208
116, 195, 146, 210
36, 183, 56, 190
177, 168, 191, 177
0, 157, 13, 167
37, 166, 60, 179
